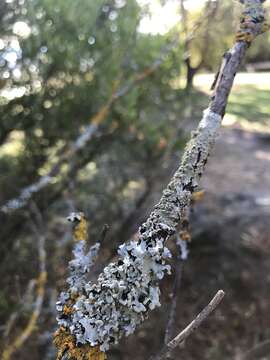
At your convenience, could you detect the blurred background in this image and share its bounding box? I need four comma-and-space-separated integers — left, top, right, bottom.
0, 0, 270, 359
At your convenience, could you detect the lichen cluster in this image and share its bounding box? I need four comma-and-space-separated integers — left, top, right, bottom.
54, 327, 106, 360
57, 223, 172, 351
236, 0, 270, 43
56, 109, 222, 352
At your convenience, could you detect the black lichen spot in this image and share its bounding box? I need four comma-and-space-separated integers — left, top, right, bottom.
157, 228, 170, 238
59, 313, 69, 320
139, 225, 147, 234
203, 158, 208, 167
181, 219, 189, 228
90, 289, 100, 296
138, 294, 146, 303
127, 250, 136, 261
194, 150, 202, 170
183, 180, 196, 192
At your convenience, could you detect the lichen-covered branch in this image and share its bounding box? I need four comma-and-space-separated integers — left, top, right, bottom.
54, 212, 106, 360
55, 107, 222, 353
54, 0, 269, 357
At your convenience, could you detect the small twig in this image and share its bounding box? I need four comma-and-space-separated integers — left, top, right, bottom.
99, 224, 110, 244
238, 339, 270, 360
151, 290, 225, 360
3, 279, 36, 339
163, 222, 190, 348
163, 258, 184, 347
169, 290, 225, 348
1, 203, 47, 360
163, 193, 201, 355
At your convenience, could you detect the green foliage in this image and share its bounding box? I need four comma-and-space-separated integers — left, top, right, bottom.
227, 84, 270, 129
0, 0, 183, 207
182, 0, 270, 71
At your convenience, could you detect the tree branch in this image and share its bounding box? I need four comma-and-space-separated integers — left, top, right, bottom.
163, 247, 184, 348
238, 339, 270, 360
152, 290, 225, 360
1, 203, 47, 360
0, 35, 180, 215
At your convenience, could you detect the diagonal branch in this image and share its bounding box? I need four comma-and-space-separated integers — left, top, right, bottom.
237, 339, 270, 360
163, 230, 189, 348
1, 36, 180, 215
151, 290, 225, 360
1, 203, 47, 360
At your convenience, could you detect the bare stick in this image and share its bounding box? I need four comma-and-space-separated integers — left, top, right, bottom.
98, 224, 110, 244
3, 279, 36, 339
1, 203, 47, 360
152, 290, 225, 360
163, 191, 202, 352
238, 339, 270, 360
169, 290, 225, 348
163, 214, 190, 348
163, 258, 184, 347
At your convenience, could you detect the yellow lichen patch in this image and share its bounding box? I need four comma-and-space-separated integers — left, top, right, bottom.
87, 76, 122, 127
235, 29, 255, 43
54, 327, 106, 360
73, 213, 88, 242
192, 190, 205, 203
36, 271, 47, 296
236, 4, 270, 44
91, 103, 111, 126
179, 230, 191, 242
63, 304, 74, 316
134, 67, 155, 82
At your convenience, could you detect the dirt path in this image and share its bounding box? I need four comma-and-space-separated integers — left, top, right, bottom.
196, 124, 270, 260
178, 125, 270, 360
202, 125, 270, 201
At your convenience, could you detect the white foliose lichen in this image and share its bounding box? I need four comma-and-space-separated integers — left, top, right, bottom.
56, 225, 172, 351
199, 108, 222, 131
176, 235, 189, 260
68, 240, 100, 293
